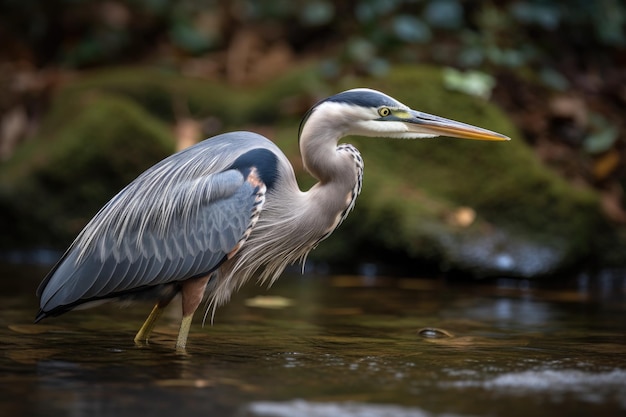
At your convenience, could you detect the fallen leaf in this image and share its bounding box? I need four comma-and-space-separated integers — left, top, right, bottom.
244, 295, 294, 309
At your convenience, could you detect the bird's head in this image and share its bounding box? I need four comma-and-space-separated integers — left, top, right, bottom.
299, 88, 510, 142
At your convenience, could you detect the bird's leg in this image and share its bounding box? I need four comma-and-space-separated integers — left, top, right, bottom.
134, 293, 176, 344
176, 274, 212, 350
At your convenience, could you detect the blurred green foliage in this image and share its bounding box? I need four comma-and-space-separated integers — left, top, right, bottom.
0, 65, 611, 275
0, 93, 175, 248
1, 0, 624, 273
1, 0, 623, 78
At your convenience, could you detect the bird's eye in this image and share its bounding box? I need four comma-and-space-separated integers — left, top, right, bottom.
378, 107, 391, 117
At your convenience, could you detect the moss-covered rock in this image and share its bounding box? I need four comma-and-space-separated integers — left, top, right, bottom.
1, 66, 321, 250
53, 66, 323, 126
277, 66, 606, 276
0, 65, 615, 277
1, 93, 174, 248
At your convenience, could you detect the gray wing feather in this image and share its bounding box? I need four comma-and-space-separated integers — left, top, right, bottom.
38, 161, 261, 314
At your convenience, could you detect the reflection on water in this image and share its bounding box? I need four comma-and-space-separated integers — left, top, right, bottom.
248, 400, 435, 417
0, 262, 625, 417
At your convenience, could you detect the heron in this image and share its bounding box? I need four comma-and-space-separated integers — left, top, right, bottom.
36, 88, 509, 349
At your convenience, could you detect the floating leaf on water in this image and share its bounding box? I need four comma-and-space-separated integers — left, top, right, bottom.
244, 295, 294, 309
155, 378, 214, 388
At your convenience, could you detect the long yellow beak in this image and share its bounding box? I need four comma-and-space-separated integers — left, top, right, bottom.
407, 110, 510, 141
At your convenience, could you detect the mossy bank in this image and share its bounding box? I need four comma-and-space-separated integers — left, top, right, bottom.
0, 66, 616, 277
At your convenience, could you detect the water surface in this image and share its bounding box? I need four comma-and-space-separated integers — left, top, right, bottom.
1, 263, 625, 417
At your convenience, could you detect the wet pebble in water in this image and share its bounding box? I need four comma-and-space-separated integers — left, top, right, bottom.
417, 327, 454, 339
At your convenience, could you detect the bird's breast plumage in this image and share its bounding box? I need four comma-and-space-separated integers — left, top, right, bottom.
312, 143, 364, 245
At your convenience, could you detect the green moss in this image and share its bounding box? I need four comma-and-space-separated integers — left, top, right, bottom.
0, 64, 613, 275
1, 94, 174, 248
1, 65, 322, 250
54, 65, 322, 126
304, 66, 604, 273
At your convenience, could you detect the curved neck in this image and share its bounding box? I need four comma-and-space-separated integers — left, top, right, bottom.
299, 107, 352, 184
298, 115, 363, 229
300, 133, 339, 184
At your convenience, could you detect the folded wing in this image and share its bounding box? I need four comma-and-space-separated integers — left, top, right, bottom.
37, 166, 262, 318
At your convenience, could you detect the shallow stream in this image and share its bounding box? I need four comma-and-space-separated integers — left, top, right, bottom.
1, 263, 625, 417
